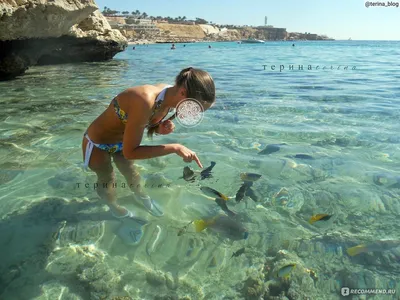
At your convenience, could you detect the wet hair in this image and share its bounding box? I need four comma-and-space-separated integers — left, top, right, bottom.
147, 67, 215, 138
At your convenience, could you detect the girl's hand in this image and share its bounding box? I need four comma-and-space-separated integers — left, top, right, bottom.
174, 144, 203, 168
156, 120, 175, 135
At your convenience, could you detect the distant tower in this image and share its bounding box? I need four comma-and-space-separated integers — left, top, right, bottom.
265, 16, 267, 26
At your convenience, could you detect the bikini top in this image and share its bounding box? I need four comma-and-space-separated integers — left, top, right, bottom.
112, 85, 173, 128
146, 84, 174, 129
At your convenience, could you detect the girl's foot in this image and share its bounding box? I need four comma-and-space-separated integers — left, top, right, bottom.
111, 206, 147, 224
111, 205, 132, 218
110, 206, 148, 245
134, 193, 164, 217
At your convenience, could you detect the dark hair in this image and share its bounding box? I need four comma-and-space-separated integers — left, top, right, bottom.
175, 67, 215, 104
147, 67, 215, 138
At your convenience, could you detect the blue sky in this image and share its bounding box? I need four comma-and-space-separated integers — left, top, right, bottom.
96, 0, 400, 40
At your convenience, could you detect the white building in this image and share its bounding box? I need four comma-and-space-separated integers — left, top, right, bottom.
121, 19, 160, 32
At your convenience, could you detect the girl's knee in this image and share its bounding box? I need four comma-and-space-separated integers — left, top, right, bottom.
118, 163, 139, 177
95, 167, 115, 182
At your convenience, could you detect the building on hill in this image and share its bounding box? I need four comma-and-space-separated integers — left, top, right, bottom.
106, 17, 160, 33
106, 16, 126, 27
132, 18, 153, 25
257, 26, 287, 40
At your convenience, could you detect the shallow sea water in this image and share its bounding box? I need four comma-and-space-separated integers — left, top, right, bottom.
0, 41, 400, 300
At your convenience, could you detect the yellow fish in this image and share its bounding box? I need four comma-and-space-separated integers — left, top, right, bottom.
347, 244, 368, 256
194, 215, 248, 240
240, 172, 262, 182
309, 214, 332, 224
200, 186, 229, 201
194, 218, 217, 232
277, 264, 296, 278
347, 239, 400, 256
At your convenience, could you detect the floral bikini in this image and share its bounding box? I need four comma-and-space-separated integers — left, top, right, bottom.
83, 85, 172, 170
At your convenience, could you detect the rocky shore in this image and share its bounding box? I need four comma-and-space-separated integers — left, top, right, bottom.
0, 0, 127, 81
124, 23, 242, 45
115, 22, 332, 45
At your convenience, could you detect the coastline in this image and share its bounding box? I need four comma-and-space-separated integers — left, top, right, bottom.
114, 20, 334, 46
127, 39, 335, 45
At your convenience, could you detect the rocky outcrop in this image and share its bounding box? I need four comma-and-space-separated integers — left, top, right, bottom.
199, 24, 219, 35
207, 29, 241, 42
128, 23, 240, 43
0, 1, 127, 81
156, 23, 206, 41
124, 22, 263, 43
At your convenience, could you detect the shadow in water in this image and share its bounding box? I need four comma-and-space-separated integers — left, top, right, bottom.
0, 196, 118, 299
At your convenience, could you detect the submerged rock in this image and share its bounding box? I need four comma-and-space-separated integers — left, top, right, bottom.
270, 187, 304, 213
144, 173, 172, 189
76, 261, 121, 300
0, 164, 24, 185
263, 250, 320, 300
0, 1, 127, 80
145, 270, 166, 286
241, 275, 265, 300
147, 157, 168, 169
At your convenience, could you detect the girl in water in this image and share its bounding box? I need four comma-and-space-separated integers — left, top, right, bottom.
82, 67, 215, 223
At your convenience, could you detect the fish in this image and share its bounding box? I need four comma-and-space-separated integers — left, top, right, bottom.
215, 198, 236, 217
389, 181, 400, 189
208, 256, 217, 268
200, 186, 229, 201
308, 214, 332, 224
180, 162, 216, 182
194, 215, 249, 240
146, 225, 162, 255
294, 154, 314, 160
240, 172, 262, 182
306, 268, 318, 281
258, 143, 286, 155
235, 181, 253, 203
200, 161, 216, 180
273, 187, 289, 203
231, 247, 245, 258
235, 184, 248, 203
180, 166, 196, 182
245, 188, 259, 202
277, 264, 296, 278
346, 239, 400, 256
177, 221, 193, 236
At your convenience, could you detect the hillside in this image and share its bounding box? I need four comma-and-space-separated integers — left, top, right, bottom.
156, 23, 206, 40
106, 17, 333, 43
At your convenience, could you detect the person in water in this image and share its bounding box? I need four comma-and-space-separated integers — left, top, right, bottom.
82, 67, 215, 221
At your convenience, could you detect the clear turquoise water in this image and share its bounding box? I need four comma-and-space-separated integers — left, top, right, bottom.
1, 41, 400, 299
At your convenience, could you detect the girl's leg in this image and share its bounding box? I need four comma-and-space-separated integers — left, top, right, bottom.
82, 137, 127, 217
111, 151, 147, 197
112, 151, 164, 216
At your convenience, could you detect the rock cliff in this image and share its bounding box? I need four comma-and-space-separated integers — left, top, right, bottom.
156, 23, 206, 41
0, 0, 127, 81
126, 23, 241, 43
